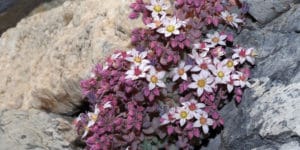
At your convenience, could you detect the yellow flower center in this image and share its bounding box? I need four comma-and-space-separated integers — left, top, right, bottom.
153, 5, 162, 12
226, 15, 234, 22
91, 114, 98, 121
166, 25, 175, 33
200, 117, 207, 125
177, 68, 185, 76
134, 56, 142, 63
212, 37, 219, 43
217, 71, 224, 78
180, 111, 188, 119
227, 60, 234, 68
197, 79, 206, 88
150, 75, 158, 83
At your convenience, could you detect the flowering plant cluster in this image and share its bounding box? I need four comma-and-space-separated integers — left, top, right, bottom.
74, 0, 255, 149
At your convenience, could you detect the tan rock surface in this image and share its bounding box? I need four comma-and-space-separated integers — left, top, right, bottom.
0, 0, 142, 114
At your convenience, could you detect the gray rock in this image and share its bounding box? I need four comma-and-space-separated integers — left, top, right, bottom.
0, 109, 79, 150
218, 4, 300, 150
279, 141, 300, 150
240, 0, 298, 24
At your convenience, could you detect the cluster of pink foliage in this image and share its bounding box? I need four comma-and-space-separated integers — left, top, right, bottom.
75, 0, 255, 149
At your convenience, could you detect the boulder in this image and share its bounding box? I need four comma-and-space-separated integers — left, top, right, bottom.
0, 0, 142, 114
0, 109, 79, 150
218, 4, 300, 150
240, 0, 299, 24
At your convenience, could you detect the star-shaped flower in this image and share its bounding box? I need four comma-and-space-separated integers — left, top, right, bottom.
174, 107, 193, 126
232, 47, 255, 65
221, 11, 243, 28
146, 67, 166, 90
232, 71, 251, 88
188, 71, 214, 96
161, 107, 176, 125
145, 0, 169, 18
209, 63, 231, 84
204, 32, 227, 47
191, 55, 214, 75
125, 63, 151, 80
126, 49, 150, 66
157, 17, 183, 37
172, 61, 192, 81
146, 15, 165, 29
87, 105, 100, 128
181, 99, 205, 118
193, 42, 213, 57
193, 112, 214, 134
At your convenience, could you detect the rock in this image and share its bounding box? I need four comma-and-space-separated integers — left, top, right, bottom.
0, 109, 78, 150
0, 0, 142, 114
218, 4, 300, 150
240, 0, 299, 24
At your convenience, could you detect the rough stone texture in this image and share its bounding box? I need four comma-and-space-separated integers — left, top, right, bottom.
0, 0, 142, 114
218, 4, 300, 150
240, 0, 299, 24
1, 0, 300, 149
0, 109, 78, 150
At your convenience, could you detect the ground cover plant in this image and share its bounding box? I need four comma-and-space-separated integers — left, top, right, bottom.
74, 0, 256, 149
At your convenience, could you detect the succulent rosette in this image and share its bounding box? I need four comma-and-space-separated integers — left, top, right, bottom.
75, 0, 255, 149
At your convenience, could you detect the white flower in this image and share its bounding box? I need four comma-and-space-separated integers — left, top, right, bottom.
174, 107, 193, 126
146, 67, 166, 90
211, 46, 226, 58
87, 105, 100, 128
181, 99, 205, 118
191, 55, 214, 75
232, 71, 251, 88
172, 61, 192, 81
209, 63, 231, 84
193, 42, 213, 57
125, 63, 151, 80
145, 0, 169, 18
204, 32, 227, 47
221, 11, 243, 28
161, 107, 176, 125
103, 52, 123, 70
193, 112, 214, 134
227, 75, 235, 93
111, 52, 122, 59
232, 47, 255, 65
82, 126, 90, 138
188, 49, 202, 60
157, 17, 182, 37
221, 58, 238, 72
103, 101, 112, 109
179, 19, 188, 27
146, 15, 165, 29
188, 72, 214, 96
189, 49, 213, 74
126, 49, 150, 65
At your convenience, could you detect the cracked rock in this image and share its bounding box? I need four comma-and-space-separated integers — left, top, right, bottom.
240, 0, 299, 24
217, 3, 300, 150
